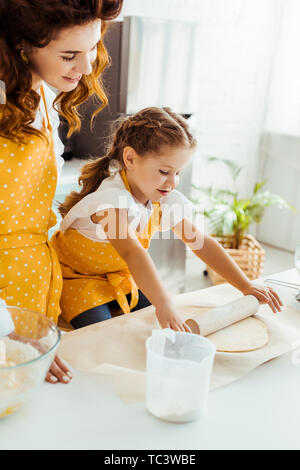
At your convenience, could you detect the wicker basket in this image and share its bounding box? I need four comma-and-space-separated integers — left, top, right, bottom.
206, 234, 265, 285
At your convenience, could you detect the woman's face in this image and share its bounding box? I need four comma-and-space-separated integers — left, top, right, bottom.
24, 20, 102, 92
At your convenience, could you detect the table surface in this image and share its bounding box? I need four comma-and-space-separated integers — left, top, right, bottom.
1, 269, 300, 451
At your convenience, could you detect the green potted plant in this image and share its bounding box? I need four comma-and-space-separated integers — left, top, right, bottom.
192, 157, 295, 283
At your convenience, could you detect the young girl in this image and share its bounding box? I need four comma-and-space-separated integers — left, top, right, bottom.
52, 107, 282, 331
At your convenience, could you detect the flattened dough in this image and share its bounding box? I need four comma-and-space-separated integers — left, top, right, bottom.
207, 316, 269, 353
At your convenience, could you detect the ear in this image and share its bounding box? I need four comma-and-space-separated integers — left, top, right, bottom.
16, 40, 31, 55
16, 40, 27, 50
123, 146, 138, 170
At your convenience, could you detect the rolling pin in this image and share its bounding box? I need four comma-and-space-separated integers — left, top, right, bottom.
185, 295, 260, 336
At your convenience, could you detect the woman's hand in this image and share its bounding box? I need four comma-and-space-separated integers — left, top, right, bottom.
46, 355, 73, 384
155, 303, 191, 332
241, 283, 283, 313
8, 331, 73, 384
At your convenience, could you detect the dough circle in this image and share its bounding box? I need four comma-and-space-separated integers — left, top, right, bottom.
207, 316, 269, 353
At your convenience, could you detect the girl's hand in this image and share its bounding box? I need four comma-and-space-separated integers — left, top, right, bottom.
241, 283, 283, 313
155, 304, 191, 332
46, 355, 73, 385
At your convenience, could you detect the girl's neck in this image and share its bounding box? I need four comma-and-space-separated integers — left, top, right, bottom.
124, 170, 149, 207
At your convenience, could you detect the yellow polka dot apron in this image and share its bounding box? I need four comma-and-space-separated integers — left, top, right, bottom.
0, 85, 63, 332
51, 171, 161, 323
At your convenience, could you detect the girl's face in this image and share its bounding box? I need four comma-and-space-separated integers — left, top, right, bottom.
24, 20, 102, 92
124, 145, 194, 205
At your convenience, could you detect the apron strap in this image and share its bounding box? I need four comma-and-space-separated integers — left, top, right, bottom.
40, 83, 53, 133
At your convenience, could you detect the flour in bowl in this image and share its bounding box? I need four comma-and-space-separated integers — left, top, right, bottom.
0, 337, 40, 365
0, 337, 41, 418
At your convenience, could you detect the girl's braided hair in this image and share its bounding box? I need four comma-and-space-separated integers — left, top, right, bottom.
58, 106, 197, 217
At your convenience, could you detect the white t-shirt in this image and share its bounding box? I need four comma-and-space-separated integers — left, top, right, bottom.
60, 170, 195, 242
34, 82, 65, 179
0, 82, 64, 334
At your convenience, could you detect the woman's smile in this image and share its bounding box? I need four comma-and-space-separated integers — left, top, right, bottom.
62, 75, 82, 83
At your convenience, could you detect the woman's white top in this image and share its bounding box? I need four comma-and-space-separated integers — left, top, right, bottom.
34, 82, 65, 179
60, 170, 195, 242
0, 82, 64, 333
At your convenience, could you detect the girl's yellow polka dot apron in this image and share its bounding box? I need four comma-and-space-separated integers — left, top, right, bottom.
51, 171, 161, 324
0, 85, 63, 333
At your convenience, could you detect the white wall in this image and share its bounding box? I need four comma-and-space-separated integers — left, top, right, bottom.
257, 134, 300, 252
257, 0, 300, 252
119, 0, 283, 203
120, 0, 204, 22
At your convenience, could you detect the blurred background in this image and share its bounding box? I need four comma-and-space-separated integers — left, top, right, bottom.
55, 0, 300, 294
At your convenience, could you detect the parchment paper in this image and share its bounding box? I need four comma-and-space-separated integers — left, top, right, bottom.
58, 284, 300, 403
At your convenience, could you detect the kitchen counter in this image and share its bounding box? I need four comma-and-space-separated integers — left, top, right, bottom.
57, 158, 86, 190
1, 269, 300, 450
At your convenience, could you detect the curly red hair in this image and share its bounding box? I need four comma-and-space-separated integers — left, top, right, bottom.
0, 0, 123, 144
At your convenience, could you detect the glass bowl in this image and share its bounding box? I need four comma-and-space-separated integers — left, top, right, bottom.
0, 305, 61, 419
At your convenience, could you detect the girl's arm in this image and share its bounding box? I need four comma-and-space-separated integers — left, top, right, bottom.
91, 209, 190, 332
172, 218, 282, 313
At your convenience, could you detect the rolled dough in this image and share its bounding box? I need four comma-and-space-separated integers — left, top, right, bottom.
207, 317, 269, 353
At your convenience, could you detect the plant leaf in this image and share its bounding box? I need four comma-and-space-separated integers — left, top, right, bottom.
207, 156, 243, 181
192, 157, 297, 238
254, 179, 267, 195
206, 205, 237, 236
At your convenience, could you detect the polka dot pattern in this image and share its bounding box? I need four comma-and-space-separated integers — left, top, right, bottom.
0, 95, 62, 328
51, 203, 161, 324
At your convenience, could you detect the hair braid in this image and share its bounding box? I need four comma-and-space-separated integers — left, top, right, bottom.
58, 106, 197, 217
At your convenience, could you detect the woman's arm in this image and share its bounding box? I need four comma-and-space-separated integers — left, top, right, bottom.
91, 209, 190, 331
7, 329, 72, 384
172, 218, 282, 313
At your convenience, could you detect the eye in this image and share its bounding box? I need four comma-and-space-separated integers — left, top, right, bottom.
62, 55, 75, 62
159, 170, 169, 175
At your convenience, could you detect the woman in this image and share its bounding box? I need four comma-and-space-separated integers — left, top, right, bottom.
0, 0, 123, 383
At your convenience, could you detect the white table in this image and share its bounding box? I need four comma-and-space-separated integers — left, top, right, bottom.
1, 270, 300, 451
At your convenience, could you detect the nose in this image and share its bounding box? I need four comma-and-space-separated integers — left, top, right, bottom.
77, 54, 93, 76
167, 174, 178, 190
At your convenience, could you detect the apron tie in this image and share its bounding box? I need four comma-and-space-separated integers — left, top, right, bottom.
0, 233, 62, 323
106, 269, 139, 314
